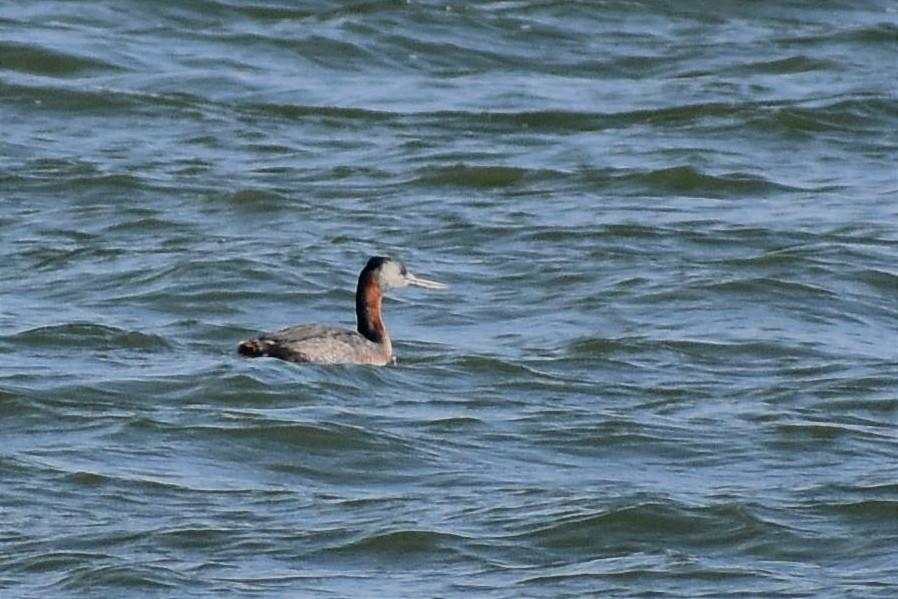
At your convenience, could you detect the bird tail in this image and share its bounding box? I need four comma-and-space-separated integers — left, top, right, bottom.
237, 338, 266, 358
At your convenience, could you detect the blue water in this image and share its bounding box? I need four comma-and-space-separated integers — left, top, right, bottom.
2, 1, 897, 597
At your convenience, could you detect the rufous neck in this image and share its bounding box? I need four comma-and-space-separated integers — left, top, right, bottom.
356, 271, 387, 343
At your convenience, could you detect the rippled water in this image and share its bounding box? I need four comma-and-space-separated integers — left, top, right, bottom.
2, 1, 898, 597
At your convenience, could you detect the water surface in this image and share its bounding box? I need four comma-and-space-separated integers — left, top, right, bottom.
2, 1, 897, 597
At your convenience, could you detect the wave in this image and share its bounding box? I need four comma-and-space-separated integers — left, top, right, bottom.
410, 162, 808, 195
0, 41, 123, 76
6, 322, 171, 351
321, 528, 471, 558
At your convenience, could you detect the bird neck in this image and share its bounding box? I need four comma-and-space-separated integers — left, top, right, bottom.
356, 272, 387, 343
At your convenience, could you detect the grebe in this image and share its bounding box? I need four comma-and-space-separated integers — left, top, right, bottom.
238, 256, 447, 365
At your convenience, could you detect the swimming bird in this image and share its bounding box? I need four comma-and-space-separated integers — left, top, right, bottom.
238, 256, 447, 365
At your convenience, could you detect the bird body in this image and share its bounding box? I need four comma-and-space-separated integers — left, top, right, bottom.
238, 257, 446, 365
238, 324, 393, 365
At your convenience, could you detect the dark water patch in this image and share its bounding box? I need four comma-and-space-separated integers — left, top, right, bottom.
43, 170, 146, 196
203, 420, 418, 458
589, 335, 825, 365
574, 166, 809, 199
801, 481, 898, 499
0, 41, 123, 76
373, 33, 522, 75
798, 483, 898, 541
842, 21, 898, 44
18, 244, 126, 273
814, 374, 898, 403
219, 1, 317, 22
426, 355, 600, 402
16, 157, 103, 182
709, 245, 834, 270
512, 499, 818, 560
564, 337, 628, 358
2, 80, 147, 114
156, 525, 253, 552
92, 257, 318, 317
635, 166, 800, 196
757, 96, 898, 137
730, 55, 836, 75
2, 80, 221, 126
767, 418, 894, 454
319, 164, 394, 182
95, 255, 265, 289
57, 562, 187, 593
767, 106, 860, 136
425, 103, 752, 134
447, 355, 555, 378
242, 101, 398, 124
816, 498, 898, 522
507, 110, 613, 132
19, 551, 107, 575
324, 528, 470, 560
172, 157, 217, 178
593, 223, 670, 244
61, 470, 117, 489
822, 395, 898, 415
192, 370, 309, 405
618, 102, 750, 128
422, 415, 486, 432
288, 34, 383, 71
783, 20, 898, 46
856, 267, 898, 294
698, 276, 837, 301
415, 163, 566, 189
6, 323, 171, 352
101, 214, 199, 236
515, 563, 764, 591
525, 418, 710, 460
